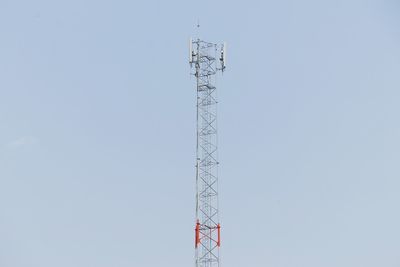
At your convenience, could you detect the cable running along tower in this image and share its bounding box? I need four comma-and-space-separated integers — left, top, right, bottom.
189, 38, 226, 267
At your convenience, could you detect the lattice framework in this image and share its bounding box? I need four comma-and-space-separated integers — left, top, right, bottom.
190, 39, 224, 267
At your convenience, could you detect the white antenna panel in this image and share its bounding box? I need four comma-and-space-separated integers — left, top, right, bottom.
189, 38, 193, 63
223, 42, 227, 66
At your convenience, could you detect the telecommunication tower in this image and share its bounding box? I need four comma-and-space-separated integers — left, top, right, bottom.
189, 37, 226, 267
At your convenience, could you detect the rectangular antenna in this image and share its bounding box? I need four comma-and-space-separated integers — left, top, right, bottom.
223, 42, 227, 67
189, 38, 193, 63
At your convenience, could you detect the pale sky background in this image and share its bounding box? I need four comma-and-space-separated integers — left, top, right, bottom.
1, 0, 400, 266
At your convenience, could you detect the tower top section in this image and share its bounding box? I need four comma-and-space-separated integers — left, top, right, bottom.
189, 38, 226, 74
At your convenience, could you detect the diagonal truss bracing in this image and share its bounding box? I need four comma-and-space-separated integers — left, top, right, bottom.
191, 39, 223, 267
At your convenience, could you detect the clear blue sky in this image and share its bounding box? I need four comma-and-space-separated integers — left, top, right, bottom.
1, 0, 400, 266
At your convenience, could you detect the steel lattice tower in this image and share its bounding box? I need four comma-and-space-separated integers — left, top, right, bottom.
190, 38, 226, 267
